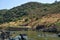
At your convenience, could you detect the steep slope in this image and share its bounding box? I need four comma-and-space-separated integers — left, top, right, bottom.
0, 2, 60, 28
0, 14, 60, 28
0, 2, 60, 23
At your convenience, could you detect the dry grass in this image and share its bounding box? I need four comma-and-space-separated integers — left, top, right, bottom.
0, 14, 60, 28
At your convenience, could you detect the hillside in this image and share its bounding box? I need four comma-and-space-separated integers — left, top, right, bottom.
0, 1, 60, 28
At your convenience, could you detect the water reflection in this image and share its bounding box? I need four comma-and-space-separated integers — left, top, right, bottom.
38, 34, 58, 37
0, 31, 60, 40
14, 34, 28, 40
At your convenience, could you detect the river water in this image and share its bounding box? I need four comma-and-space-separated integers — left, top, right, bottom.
0, 31, 60, 40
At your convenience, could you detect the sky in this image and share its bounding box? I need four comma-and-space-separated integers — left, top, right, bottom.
0, 0, 60, 9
